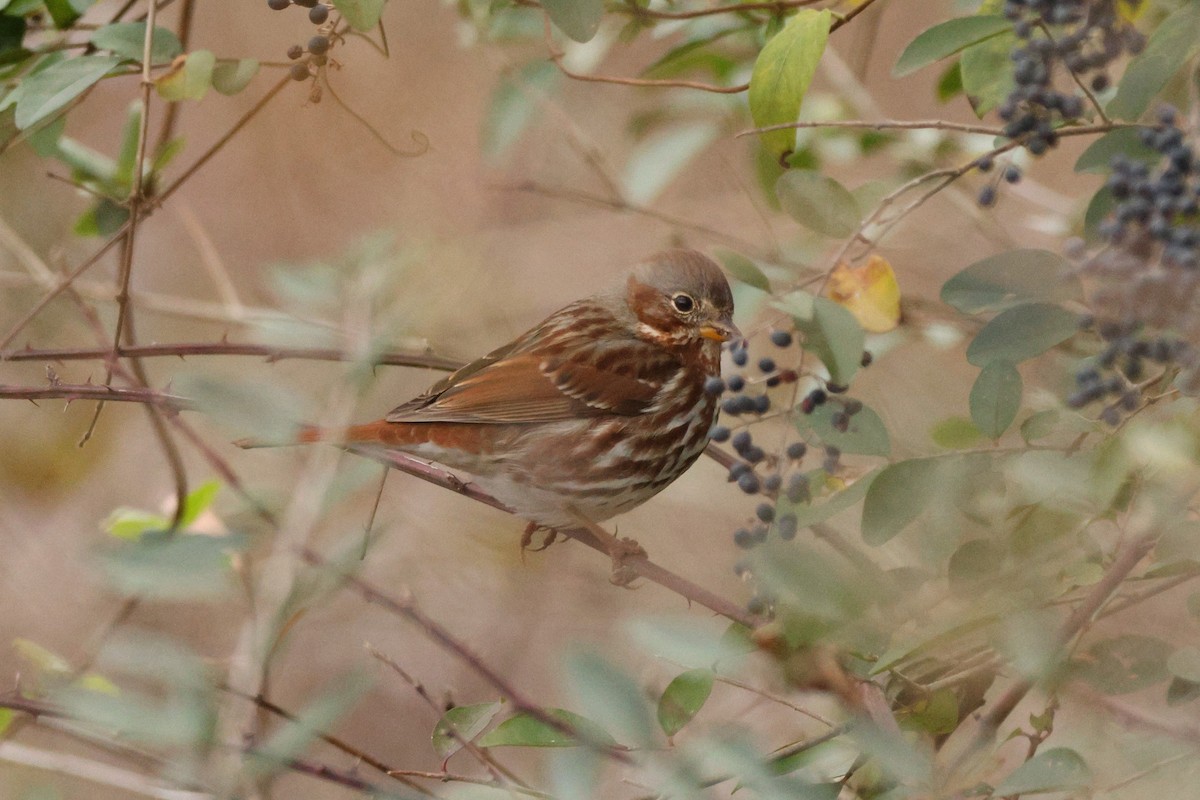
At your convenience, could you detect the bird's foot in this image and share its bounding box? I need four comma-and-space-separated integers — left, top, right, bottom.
608, 537, 646, 587
520, 523, 559, 561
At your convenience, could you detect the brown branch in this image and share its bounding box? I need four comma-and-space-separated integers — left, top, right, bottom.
0, 382, 189, 407
3, 342, 462, 371
0, 74, 292, 353
354, 446, 759, 628
829, 0, 880, 32
220, 686, 433, 796
942, 531, 1158, 774
738, 118, 1007, 139
617, 0, 824, 21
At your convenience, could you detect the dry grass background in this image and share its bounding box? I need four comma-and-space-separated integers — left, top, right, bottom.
0, 1, 1124, 796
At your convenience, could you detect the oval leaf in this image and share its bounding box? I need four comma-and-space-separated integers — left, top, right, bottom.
622, 121, 718, 206
431, 701, 502, 759
541, 0, 603, 43
795, 401, 891, 457
332, 0, 386, 31
565, 652, 655, 747
15, 55, 122, 130
861, 458, 946, 546
993, 748, 1091, 795
657, 669, 713, 737
776, 170, 860, 238
716, 249, 770, 292
941, 249, 1077, 313
966, 303, 1077, 367
970, 360, 1021, 439
793, 296, 865, 386
959, 29, 1017, 117
1075, 635, 1170, 695
1074, 126, 1159, 174
749, 9, 831, 158
211, 58, 259, 96
478, 709, 616, 748
155, 50, 215, 102
90, 22, 182, 63
828, 254, 901, 333
1107, 2, 1200, 120
892, 14, 1011, 77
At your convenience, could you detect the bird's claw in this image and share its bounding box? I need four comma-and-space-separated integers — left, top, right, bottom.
607, 537, 646, 587
520, 523, 558, 562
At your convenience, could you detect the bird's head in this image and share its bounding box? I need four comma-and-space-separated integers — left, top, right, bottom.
624, 250, 740, 352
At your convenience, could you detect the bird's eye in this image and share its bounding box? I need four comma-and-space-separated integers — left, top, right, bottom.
672, 293, 695, 313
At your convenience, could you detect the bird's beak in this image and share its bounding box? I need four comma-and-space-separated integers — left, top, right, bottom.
699, 319, 741, 343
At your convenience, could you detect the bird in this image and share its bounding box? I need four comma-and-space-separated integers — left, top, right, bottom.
238, 249, 738, 574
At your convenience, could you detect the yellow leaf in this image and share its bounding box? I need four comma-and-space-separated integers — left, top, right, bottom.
1117, 0, 1147, 23
827, 255, 901, 333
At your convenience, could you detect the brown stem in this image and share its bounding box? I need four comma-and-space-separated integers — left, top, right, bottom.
356, 446, 759, 628
0, 382, 188, 406
2, 342, 461, 371
298, 551, 636, 765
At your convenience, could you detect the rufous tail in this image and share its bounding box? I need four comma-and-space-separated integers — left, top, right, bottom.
233, 421, 398, 449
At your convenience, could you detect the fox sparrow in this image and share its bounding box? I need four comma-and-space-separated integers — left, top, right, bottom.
240, 249, 738, 567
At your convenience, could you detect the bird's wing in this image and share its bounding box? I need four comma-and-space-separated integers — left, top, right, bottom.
386, 326, 677, 424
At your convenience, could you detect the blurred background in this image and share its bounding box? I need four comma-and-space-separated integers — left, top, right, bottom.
0, 0, 1158, 796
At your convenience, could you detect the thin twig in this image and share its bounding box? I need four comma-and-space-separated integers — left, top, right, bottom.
367, 645, 532, 791
298, 557, 636, 765
0, 382, 189, 406
354, 446, 759, 628
738, 118, 1006, 138
3, 341, 462, 371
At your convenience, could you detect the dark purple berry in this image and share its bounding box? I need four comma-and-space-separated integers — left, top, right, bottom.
770, 330, 793, 347
708, 425, 730, 443
307, 35, 330, 55
756, 503, 775, 523
309, 3, 329, 23
737, 472, 760, 494
268, 0, 290, 9
289, 63, 310, 81
786, 441, 807, 461
704, 376, 725, 395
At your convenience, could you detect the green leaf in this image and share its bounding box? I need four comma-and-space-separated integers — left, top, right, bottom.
1075, 635, 1170, 695
541, 0, 603, 42
901, 688, 959, 735
14, 54, 122, 129
966, 303, 1077, 367
478, 709, 616, 748
74, 198, 129, 237
179, 479, 221, 528
716, 249, 770, 292
793, 296, 865, 385
97, 531, 247, 599
947, 538, 1002, 591
1107, 2, 1200, 120
748, 9, 831, 158
892, 15, 1011, 77
960, 28, 1017, 117
155, 49, 214, 101
482, 61, 557, 162
1083, 184, 1115, 242
993, 748, 1091, 795
90, 22, 183, 63
151, 135, 185, 175
941, 249, 1077, 313
0, 708, 12, 735
0, 14, 26, 57
775, 169, 860, 238
623, 121, 718, 206
930, 416, 984, 449
970, 360, 1021, 439
103, 507, 168, 540
1167, 646, 1200, 683
754, 540, 871, 622
211, 58, 259, 96
935, 60, 963, 102
44, 0, 86, 28
657, 669, 713, 737
1074, 126, 1159, 174
861, 458, 946, 545
565, 651, 655, 747
432, 701, 503, 759
787, 468, 878, 528
172, 372, 308, 441
332, 0, 386, 31
795, 401, 891, 457
250, 672, 373, 778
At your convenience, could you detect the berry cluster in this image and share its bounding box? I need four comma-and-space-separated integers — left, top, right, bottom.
708, 330, 872, 559
999, 0, 1144, 155
1072, 107, 1200, 420
266, 0, 335, 83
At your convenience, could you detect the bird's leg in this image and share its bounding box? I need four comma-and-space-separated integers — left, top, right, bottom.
519, 522, 559, 559
566, 508, 646, 587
